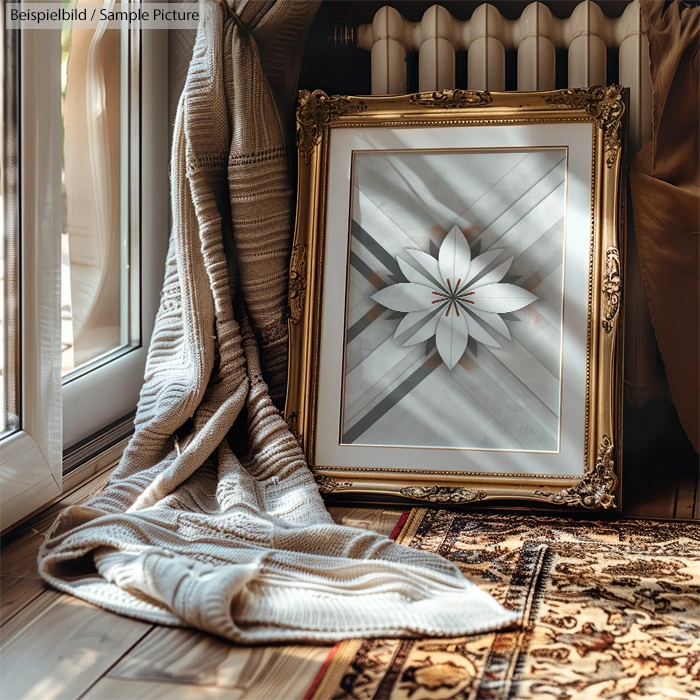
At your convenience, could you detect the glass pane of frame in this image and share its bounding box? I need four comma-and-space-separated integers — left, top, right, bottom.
343, 148, 567, 453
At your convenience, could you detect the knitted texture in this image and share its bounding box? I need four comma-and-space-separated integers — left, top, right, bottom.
37, 0, 518, 643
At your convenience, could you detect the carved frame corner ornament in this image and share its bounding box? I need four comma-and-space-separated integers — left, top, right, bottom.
399, 486, 488, 504
534, 435, 618, 509
408, 89, 493, 109
315, 474, 353, 494
296, 90, 367, 165
546, 85, 625, 168
288, 244, 307, 324
602, 247, 621, 333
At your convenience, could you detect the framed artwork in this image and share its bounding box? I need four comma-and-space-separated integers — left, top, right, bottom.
286, 86, 625, 511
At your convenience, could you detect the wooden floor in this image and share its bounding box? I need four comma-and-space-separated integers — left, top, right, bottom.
0, 460, 697, 700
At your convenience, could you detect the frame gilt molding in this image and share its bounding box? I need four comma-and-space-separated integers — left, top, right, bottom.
409, 89, 493, 108
399, 486, 488, 504
315, 475, 352, 494
296, 90, 367, 165
286, 88, 625, 512
602, 247, 622, 333
288, 244, 307, 324
534, 435, 618, 509
546, 84, 625, 168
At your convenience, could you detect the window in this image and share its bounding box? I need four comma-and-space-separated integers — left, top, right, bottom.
0, 4, 168, 530
60, 8, 138, 377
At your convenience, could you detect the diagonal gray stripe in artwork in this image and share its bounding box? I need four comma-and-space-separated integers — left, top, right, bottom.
346, 221, 404, 343
347, 303, 386, 344
351, 220, 402, 279
342, 352, 440, 444
349, 250, 383, 290
516, 218, 565, 292
469, 158, 566, 254
471, 154, 566, 236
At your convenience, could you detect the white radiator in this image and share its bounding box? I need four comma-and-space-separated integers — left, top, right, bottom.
354, 1, 651, 153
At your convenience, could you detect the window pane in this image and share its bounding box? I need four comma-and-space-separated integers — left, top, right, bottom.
1, 6, 19, 438
61, 4, 137, 377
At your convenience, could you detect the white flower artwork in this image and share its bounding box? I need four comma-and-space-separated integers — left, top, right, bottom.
372, 226, 537, 369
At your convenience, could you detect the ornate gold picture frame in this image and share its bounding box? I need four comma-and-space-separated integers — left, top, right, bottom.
286, 86, 625, 511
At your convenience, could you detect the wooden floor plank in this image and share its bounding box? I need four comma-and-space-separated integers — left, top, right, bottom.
621, 484, 646, 519
0, 576, 49, 626
110, 627, 249, 685
0, 521, 55, 629
240, 645, 331, 700
623, 460, 680, 519
674, 464, 700, 520
0, 529, 46, 579
0, 593, 152, 700
327, 506, 404, 536
111, 626, 331, 699
0, 589, 61, 642
83, 677, 241, 700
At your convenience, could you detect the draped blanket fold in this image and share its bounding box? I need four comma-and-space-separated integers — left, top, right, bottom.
37, 0, 517, 643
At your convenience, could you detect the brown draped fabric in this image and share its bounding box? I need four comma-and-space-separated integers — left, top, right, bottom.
630, 0, 700, 451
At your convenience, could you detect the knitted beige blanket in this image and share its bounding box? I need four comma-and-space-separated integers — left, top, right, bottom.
38, 0, 518, 643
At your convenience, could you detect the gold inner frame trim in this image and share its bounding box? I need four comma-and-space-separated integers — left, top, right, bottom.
337, 145, 570, 457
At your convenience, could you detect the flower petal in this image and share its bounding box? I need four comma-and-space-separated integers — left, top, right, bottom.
406, 249, 442, 287
401, 309, 442, 346
467, 256, 514, 289
467, 306, 512, 340
436, 304, 469, 370
372, 283, 439, 313
439, 225, 471, 294
462, 248, 504, 288
462, 308, 502, 348
393, 306, 440, 339
397, 257, 441, 290
466, 283, 537, 313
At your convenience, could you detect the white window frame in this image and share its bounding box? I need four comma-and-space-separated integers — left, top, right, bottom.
0, 24, 63, 531
0, 17, 168, 531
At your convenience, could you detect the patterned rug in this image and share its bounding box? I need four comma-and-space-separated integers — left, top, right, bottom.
307, 509, 700, 700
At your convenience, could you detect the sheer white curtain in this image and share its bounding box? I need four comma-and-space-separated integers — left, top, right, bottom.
64, 0, 121, 367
